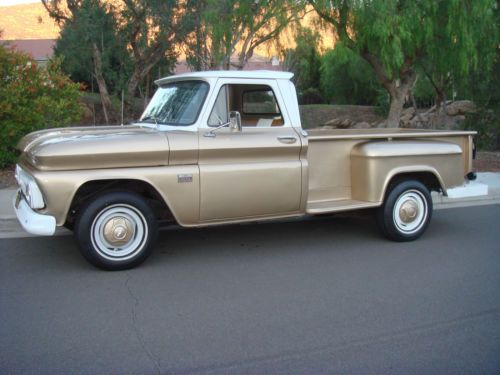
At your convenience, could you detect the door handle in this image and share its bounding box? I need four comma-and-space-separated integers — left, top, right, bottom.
277, 136, 297, 144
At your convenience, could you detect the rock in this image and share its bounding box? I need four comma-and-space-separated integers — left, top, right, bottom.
409, 116, 425, 129
400, 113, 414, 126
376, 120, 389, 128
337, 119, 350, 128
352, 121, 371, 129
445, 100, 476, 116
426, 105, 437, 114
402, 107, 416, 116
428, 111, 465, 130
392, 101, 476, 130
324, 118, 342, 126
323, 117, 354, 128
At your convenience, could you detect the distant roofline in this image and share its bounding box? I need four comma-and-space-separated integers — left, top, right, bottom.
155, 70, 294, 85
1, 39, 56, 60
0, 38, 56, 42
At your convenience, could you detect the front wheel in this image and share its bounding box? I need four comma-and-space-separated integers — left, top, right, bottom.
376, 180, 432, 242
74, 191, 158, 270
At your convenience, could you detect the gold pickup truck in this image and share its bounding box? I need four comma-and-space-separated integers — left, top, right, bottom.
13, 71, 478, 269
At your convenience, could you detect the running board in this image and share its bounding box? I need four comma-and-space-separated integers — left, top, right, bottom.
306, 199, 380, 215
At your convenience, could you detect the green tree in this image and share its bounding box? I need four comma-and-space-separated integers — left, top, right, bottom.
43, 0, 119, 123
53, 0, 130, 109
419, 2, 498, 108
309, 0, 498, 127
0, 44, 81, 167
183, 0, 212, 71
185, 0, 304, 70
282, 27, 322, 94
44, 0, 188, 117
320, 42, 381, 105
460, 46, 500, 150
119, 0, 185, 100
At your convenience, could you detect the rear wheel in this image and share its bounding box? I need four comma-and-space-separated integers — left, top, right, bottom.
376, 180, 432, 242
74, 191, 158, 270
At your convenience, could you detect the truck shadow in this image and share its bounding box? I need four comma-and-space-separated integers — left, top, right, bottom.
151, 211, 383, 265
1, 209, 454, 271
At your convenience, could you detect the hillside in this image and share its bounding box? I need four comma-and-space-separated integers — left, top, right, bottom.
0, 2, 334, 55
0, 3, 60, 40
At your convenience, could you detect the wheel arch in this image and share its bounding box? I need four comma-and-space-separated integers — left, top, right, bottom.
381, 168, 445, 201
65, 178, 176, 228
382, 168, 446, 199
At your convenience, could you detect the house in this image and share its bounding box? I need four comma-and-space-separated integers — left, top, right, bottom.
1, 39, 55, 66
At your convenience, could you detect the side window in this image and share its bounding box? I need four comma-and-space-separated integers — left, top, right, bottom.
207, 83, 284, 127
208, 86, 228, 126
242, 90, 281, 116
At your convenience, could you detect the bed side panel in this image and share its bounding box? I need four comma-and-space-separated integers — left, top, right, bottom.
351, 140, 464, 202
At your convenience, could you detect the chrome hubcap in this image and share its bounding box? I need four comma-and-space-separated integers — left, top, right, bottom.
103, 216, 135, 246
91, 204, 148, 260
393, 190, 428, 234
399, 199, 418, 223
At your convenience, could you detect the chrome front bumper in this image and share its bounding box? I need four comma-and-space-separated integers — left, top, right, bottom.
13, 190, 56, 236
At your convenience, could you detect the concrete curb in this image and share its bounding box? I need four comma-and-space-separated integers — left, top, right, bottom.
1, 172, 499, 228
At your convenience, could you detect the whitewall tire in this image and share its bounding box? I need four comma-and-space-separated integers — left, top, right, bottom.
75, 191, 158, 270
377, 180, 433, 242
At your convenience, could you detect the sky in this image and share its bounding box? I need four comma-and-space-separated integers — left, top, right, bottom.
0, 0, 39, 6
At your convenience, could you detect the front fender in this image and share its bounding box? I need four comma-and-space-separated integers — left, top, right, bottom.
27, 165, 200, 227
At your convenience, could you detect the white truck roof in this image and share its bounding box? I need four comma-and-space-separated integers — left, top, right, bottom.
155, 70, 294, 85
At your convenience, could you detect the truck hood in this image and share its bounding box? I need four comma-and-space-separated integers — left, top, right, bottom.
18, 125, 169, 171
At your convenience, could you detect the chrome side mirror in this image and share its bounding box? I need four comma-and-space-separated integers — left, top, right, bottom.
204, 111, 242, 138
229, 111, 242, 132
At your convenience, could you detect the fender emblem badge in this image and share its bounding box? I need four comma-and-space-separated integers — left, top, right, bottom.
177, 174, 193, 183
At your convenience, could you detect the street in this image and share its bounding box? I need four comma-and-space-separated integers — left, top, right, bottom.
1, 205, 499, 374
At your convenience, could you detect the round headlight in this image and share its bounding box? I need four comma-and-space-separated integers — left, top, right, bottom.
15, 165, 45, 209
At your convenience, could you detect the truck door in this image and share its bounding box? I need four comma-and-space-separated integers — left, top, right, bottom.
198, 79, 303, 222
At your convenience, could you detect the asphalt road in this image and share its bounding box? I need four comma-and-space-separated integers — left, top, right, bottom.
0, 205, 499, 375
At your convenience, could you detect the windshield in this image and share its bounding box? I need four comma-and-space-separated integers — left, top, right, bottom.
139, 81, 209, 126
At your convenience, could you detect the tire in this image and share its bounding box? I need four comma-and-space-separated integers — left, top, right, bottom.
376, 180, 432, 242
74, 191, 158, 270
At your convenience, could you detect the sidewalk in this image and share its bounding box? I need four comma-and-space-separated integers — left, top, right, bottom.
433, 172, 500, 210
0, 172, 499, 227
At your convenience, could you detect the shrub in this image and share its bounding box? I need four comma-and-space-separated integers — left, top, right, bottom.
320, 43, 382, 106
460, 49, 499, 151
0, 44, 82, 167
462, 109, 500, 151
282, 27, 322, 94
299, 88, 325, 105
412, 74, 436, 108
